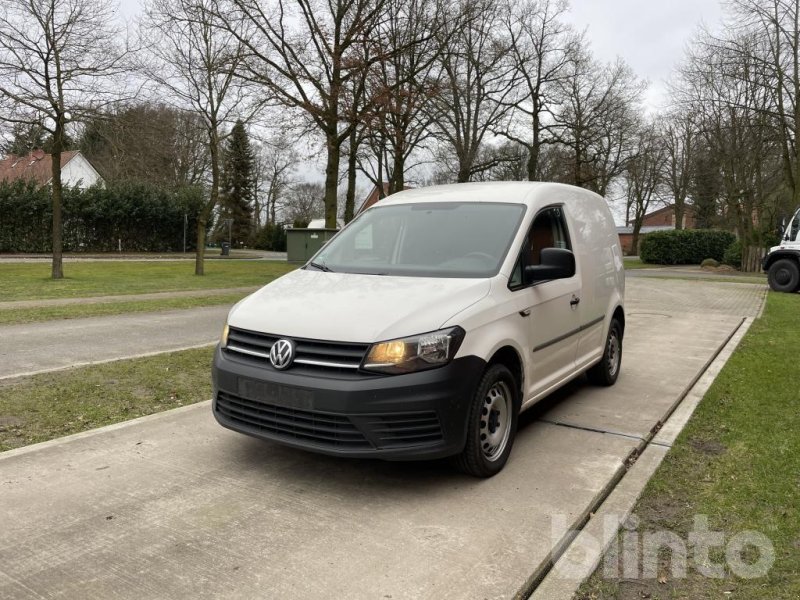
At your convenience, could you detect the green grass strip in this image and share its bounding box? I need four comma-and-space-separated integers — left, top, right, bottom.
0, 260, 295, 301
0, 347, 214, 452
578, 291, 800, 599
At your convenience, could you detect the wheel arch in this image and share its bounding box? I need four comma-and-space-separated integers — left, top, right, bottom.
764, 250, 800, 271
487, 345, 524, 400
612, 305, 625, 340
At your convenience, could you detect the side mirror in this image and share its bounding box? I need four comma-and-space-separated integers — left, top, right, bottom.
524, 248, 576, 284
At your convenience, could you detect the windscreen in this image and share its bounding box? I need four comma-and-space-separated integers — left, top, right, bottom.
310, 202, 526, 277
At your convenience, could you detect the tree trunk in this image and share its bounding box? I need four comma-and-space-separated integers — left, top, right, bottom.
456, 157, 471, 183
195, 217, 207, 274
196, 129, 220, 276
344, 127, 357, 223
50, 118, 65, 280
630, 222, 642, 257
674, 201, 685, 230
390, 148, 404, 195
323, 129, 340, 229
527, 113, 540, 181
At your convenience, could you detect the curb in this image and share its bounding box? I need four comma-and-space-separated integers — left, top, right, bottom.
526, 316, 755, 599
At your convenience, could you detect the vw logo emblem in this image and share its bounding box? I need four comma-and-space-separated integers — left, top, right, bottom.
269, 339, 295, 370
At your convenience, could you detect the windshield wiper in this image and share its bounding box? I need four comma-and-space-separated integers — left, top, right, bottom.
308, 261, 334, 272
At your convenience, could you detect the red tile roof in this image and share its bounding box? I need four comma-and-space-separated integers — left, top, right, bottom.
357, 183, 412, 214
0, 149, 81, 186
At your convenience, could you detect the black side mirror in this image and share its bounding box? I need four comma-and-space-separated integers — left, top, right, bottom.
524, 248, 576, 284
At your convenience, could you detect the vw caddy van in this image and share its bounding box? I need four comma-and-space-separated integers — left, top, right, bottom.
212, 182, 625, 477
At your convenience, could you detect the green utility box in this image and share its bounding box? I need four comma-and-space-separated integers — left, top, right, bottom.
286, 228, 339, 263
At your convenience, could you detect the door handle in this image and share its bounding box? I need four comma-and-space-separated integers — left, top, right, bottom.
570, 296, 580, 307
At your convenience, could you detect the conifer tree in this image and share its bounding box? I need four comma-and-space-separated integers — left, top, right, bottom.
217, 120, 255, 246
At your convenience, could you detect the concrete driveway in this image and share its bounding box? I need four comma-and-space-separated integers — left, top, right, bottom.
0, 278, 766, 599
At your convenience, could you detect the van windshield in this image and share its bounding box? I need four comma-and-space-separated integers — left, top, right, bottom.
309, 202, 526, 278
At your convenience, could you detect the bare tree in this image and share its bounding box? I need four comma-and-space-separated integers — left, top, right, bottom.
675, 27, 784, 253
254, 134, 297, 226
142, 0, 256, 274
431, 0, 517, 182
552, 48, 644, 195
624, 123, 666, 253
80, 103, 210, 188
659, 110, 696, 229
0, 0, 132, 278
357, 0, 441, 198
728, 0, 800, 207
500, 0, 575, 180
214, 0, 388, 228
284, 181, 325, 225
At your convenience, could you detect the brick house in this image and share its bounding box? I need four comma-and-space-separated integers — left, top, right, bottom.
633, 204, 697, 229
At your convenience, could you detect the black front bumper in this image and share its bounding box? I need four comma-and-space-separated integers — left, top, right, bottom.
211, 345, 486, 460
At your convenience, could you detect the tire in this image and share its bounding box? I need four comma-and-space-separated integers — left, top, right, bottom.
767, 258, 800, 293
587, 319, 622, 386
452, 363, 520, 478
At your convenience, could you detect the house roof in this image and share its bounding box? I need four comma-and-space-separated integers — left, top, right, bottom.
307, 218, 344, 229
0, 149, 81, 186
616, 225, 675, 235
356, 182, 413, 214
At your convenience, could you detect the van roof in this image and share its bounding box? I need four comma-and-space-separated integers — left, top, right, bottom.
374, 182, 603, 208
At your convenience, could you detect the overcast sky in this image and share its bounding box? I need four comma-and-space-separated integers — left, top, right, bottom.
563, 0, 724, 109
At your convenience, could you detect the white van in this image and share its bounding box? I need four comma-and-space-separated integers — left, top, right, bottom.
213, 182, 625, 477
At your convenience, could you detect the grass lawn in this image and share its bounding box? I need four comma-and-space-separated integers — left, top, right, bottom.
0, 260, 295, 301
0, 347, 214, 452
0, 291, 249, 325
577, 291, 800, 599
622, 258, 653, 269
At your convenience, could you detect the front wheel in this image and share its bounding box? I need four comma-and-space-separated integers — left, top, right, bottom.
767, 258, 800, 293
452, 363, 519, 478
587, 319, 622, 386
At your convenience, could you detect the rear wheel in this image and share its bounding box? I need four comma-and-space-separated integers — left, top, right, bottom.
453, 363, 519, 478
587, 319, 622, 386
767, 258, 800, 293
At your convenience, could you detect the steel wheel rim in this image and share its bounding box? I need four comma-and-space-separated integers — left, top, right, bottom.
607, 331, 621, 378
774, 268, 790, 285
480, 381, 512, 462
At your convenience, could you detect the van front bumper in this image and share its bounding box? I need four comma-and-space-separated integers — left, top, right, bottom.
211, 345, 486, 460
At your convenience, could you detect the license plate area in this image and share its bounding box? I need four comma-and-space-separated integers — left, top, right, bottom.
237, 378, 315, 411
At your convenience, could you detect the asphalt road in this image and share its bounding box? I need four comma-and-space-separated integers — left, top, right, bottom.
0, 278, 767, 599
0, 305, 229, 380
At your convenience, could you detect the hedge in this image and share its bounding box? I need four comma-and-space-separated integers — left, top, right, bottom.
639, 229, 737, 265
0, 180, 206, 252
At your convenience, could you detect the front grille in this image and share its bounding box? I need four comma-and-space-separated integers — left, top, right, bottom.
225, 327, 369, 374
216, 392, 445, 451
363, 412, 444, 447
216, 391, 371, 448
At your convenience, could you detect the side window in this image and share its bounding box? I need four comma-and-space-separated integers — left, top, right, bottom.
791, 215, 800, 242
509, 206, 572, 288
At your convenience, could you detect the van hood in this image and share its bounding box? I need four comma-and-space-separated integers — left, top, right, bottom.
228, 268, 491, 343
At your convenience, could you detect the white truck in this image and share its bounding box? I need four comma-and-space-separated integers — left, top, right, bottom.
212, 182, 625, 477
763, 206, 800, 293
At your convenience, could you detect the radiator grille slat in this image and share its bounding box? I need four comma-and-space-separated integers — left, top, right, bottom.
217, 392, 371, 448
224, 327, 370, 375
216, 393, 445, 450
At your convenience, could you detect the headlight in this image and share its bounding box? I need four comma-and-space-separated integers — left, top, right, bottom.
362, 327, 465, 374
220, 323, 230, 348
